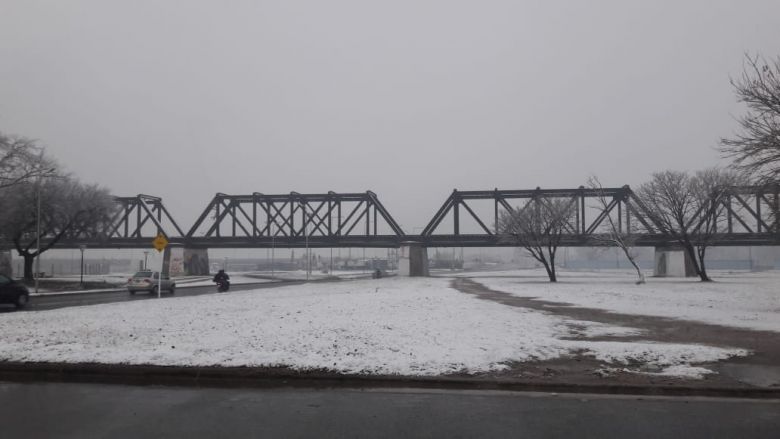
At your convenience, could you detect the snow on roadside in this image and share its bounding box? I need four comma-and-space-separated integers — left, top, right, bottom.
173, 274, 275, 287
563, 321, 645, 338
0, 277, 745, 377
474, 270, 780, 333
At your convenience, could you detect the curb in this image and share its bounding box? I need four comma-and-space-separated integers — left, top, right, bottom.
29, 280, 281, 298
1, 362, 779, 399
28, 276, 350, 298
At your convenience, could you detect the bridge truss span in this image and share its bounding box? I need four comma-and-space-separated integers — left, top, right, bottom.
50, 194, 187, 248
185, 191, 407, 248
419, 185, 780, 247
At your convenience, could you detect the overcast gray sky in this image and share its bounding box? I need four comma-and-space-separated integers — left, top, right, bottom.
2, 0, 779, 231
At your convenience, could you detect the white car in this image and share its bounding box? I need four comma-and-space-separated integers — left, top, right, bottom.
127, 271, 176, 295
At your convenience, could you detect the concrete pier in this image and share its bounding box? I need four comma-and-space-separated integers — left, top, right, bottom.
398, 242, 429, 277
166, 246, 210, 276
653, 247, 696, 277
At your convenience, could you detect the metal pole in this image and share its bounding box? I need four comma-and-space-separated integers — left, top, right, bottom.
304, 203, 309, 281
35, 178, 41, 294
158, 251, 162, 299
80, 247, 85, 286
271, 222, 275, 279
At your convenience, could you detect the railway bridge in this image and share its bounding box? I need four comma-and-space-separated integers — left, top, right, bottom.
4, 185, 779, 277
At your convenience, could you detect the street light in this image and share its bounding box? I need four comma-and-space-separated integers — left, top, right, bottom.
34, 167, 56, 295
143, 251, 149, 270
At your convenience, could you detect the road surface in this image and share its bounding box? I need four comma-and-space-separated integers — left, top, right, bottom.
0, 382, 777, 438
6, 280, 306, 312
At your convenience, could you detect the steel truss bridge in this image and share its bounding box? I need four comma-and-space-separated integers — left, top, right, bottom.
14, 185, 780, 250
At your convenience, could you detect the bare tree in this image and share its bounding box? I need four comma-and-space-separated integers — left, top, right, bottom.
720, 54, 780, 183
0, 176, 115, 280
0, 133, 57, 191
499, 195, 576, 282
587, 176, 644, 284
635, 169, 740, 282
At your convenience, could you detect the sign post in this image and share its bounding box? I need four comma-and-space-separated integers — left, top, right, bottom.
152, 233, 169, 299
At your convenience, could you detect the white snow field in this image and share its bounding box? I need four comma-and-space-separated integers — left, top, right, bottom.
470, 269, 780, 333
0, 276, 748, 378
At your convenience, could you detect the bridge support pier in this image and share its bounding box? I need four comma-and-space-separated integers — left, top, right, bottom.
398, 242, 429, 277
653, 247, 696, 277
0, 250, 11, 277
166, 246, 210, 276
748, 246, 777, 271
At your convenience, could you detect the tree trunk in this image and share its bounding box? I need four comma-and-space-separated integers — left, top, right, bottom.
697, 247, 711, 282
698, 263, 711, 282
540, 258, 556, 282
548, 252, 557, 282
23, 253, 35, 281
684, 244, 709, 282
626, 254, 645, 284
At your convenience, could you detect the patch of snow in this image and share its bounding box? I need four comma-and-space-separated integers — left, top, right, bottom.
648, 365, 715, 379
563, 321, 644, 338
576, 340, 747, 370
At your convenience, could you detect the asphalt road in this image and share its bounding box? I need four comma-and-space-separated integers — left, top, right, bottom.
0, 382, 778, 438
5, 280, 306, 312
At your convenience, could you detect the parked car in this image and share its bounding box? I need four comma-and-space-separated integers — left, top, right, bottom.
127, 271, 175, 295
0, 274, 30, 309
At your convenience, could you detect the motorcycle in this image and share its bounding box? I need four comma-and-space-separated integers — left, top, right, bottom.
215, 279, 230, 292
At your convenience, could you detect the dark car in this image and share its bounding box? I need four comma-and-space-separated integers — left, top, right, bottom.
0, 274, 30, 309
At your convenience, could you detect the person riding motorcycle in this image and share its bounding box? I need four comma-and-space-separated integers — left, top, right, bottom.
213, 269, 230, 292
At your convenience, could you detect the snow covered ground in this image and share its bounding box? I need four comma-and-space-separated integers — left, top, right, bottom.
257, 269, 377, 280
45, 274, 131, 285
0, 276, 747, 378
470, 269, 780, 333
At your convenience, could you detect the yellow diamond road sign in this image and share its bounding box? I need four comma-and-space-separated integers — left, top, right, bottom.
152, 233, 169, 252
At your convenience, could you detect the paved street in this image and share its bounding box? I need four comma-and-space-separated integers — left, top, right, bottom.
4, 281, 305, 312
0, 382, 778, 438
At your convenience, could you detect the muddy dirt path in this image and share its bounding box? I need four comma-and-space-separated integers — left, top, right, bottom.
451, 278, 780, 388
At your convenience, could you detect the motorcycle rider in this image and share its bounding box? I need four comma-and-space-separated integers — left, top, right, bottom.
213, 269, 230, 292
